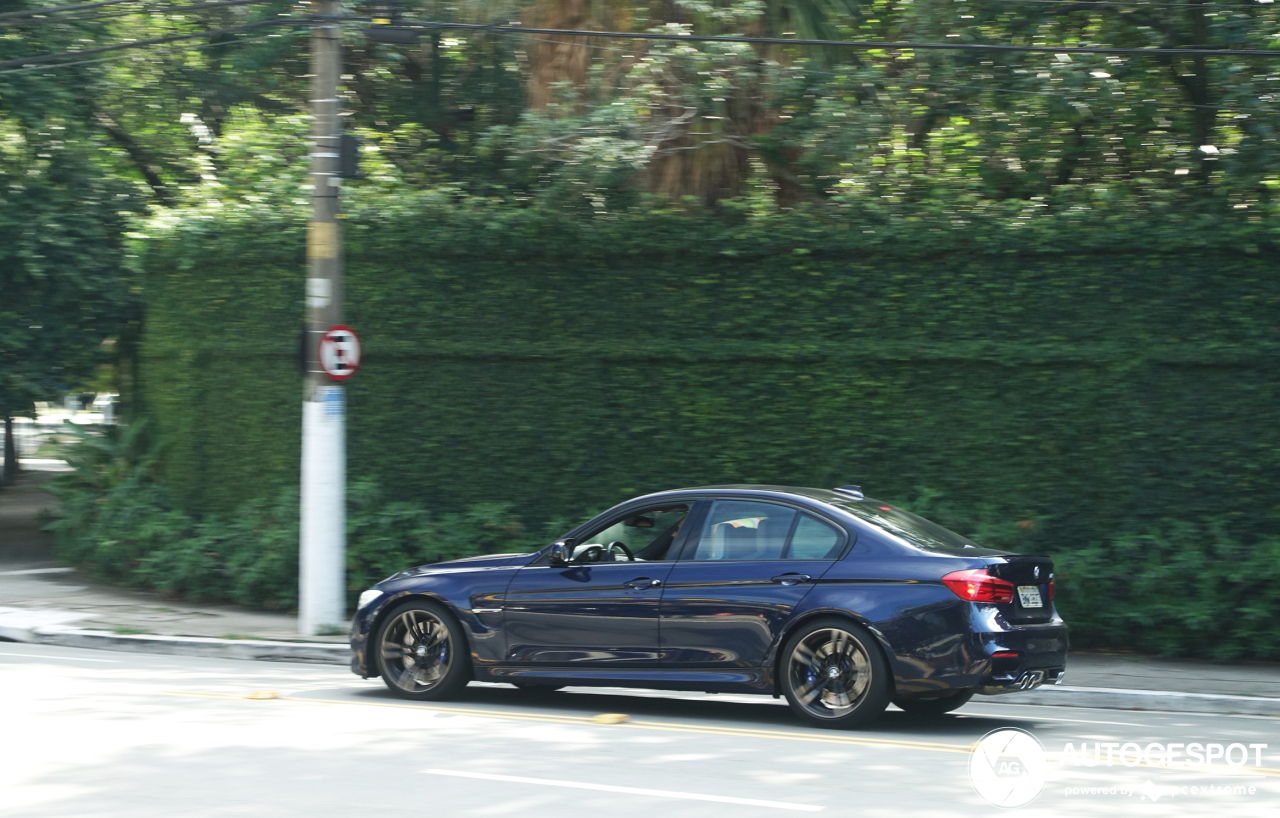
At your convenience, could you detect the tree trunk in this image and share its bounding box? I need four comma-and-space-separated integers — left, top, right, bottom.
524, 0, 592, 111
2, 415, 17, 485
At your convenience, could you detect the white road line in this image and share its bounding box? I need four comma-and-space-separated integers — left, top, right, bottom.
0, 651, 120, 662
957, 710, 1145, 727
422, 769, 824, 812
0, 567, 75, 576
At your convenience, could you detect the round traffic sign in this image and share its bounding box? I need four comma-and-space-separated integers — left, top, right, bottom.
318, 325, 362, 381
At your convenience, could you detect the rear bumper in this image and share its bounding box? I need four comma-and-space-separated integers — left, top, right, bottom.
973, 619, 1069, 695
976, 666, 1067, 695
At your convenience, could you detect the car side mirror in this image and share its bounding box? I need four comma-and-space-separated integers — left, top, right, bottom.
548, 539, 574, 567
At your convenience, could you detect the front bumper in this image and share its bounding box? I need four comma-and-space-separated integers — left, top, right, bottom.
349, 593, 396, 678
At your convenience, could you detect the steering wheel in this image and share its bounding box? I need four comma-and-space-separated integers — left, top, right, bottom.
605, 541, 635, 562
570, 544, 605, 564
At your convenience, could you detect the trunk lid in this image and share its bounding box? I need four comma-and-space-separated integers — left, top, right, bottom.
986, 555, 1055, 624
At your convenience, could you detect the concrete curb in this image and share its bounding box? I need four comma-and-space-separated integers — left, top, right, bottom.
1001, 684, 1280, 717
28, 627, 349, 666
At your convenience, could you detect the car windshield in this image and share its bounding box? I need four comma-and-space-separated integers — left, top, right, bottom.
829, 500, 985, 554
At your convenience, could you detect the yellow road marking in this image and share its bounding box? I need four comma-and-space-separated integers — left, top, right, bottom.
160, 690, 1280, 778
161, 690, 971, 754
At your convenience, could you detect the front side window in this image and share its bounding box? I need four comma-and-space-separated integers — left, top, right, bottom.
572, 505, 690, 562
690, 501, 798, 561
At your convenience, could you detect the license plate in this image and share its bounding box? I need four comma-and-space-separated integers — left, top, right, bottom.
1018, 586, 1043, 608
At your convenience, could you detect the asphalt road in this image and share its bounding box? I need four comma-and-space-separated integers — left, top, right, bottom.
3, 643, 1277, 818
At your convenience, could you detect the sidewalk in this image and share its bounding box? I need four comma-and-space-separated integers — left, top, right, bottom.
3, 468, 1279, 714
0, 468, 345, 663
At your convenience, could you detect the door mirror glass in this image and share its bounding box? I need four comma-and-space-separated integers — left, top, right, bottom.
548, 539, 573, 567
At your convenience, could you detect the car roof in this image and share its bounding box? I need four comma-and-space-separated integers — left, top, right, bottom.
635, 484, 878, 507
645, 483, 855, 501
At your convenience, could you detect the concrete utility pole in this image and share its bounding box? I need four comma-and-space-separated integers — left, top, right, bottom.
300, 0, 346, 636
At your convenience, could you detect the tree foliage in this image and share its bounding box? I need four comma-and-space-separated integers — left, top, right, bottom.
0, 2, 140, 430
8, 0, 1280, 213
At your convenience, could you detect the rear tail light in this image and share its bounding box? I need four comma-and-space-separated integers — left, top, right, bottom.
941, 569, 1015, 603
991, 651, 1021, 659
1048, 579, 1055, 601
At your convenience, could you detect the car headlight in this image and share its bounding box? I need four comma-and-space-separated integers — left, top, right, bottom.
357, 589, 383, 610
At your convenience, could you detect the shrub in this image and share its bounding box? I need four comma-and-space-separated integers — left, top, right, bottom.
49, 427, 563, 609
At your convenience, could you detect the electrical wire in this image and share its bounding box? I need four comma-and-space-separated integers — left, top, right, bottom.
0, 25, 303, 73
0, 17, 302, 70
378, 19, 1280, 58
0, 0, 145, 20
978, 0, 1275, 9
3, 0, 290, 26
9, 10, 1280, 78
490, 30, 1280, 116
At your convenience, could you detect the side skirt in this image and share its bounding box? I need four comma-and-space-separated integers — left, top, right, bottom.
479, 666, 773, 695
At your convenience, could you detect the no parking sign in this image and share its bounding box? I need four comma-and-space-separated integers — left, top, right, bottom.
318, 325, 362, 381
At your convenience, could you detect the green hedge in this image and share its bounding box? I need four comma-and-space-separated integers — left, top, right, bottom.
49, 421, 1280, 657
139, 199, 1280, 554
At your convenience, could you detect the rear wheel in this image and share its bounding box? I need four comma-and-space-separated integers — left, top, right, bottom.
375, 601, 471, 701
780, 618, 891, 729
894, 690, 974, 716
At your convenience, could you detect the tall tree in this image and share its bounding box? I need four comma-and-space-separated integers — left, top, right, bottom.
1, 1, 140, 481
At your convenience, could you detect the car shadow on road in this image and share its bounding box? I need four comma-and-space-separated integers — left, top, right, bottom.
314, 682, 1030, 738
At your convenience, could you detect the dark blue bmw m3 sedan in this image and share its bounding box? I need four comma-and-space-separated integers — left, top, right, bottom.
349, 485, 1068, 729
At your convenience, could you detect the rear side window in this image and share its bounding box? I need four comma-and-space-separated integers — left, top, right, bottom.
691, 501, 797, 561
687, 502, 845, 561
787, 514, 843, 559
831, 501, 982, 554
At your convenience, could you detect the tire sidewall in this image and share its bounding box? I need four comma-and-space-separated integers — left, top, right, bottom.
780, 617, 892, 729
375, 599, 471, 701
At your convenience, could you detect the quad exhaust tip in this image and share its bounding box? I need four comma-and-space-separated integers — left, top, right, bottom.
1016, 670, 1046, 690
977, 668, 1059, 696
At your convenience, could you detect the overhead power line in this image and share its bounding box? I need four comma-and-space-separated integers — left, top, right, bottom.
3, 0, 289, 27
0, 26, 300, 73
9, 11, 1280, 76
375, 19, 1280, 58
0, 0, 144, 20
982, 0, 1276, 9
494, 31, 1280, 115
0, 17, 302, 69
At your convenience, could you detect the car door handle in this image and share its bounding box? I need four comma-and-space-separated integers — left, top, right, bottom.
771, 574, 812, 586
624, 578, 662, 589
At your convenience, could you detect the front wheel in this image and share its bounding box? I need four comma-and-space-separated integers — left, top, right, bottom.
894, 689, 974, 716
780, 618, 891, 729
376, 601, 471, 701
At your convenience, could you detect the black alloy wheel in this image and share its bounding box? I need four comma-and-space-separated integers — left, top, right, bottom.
376, 601, 471, 701
894, 689, 975, 716
781, 617, 891, 729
